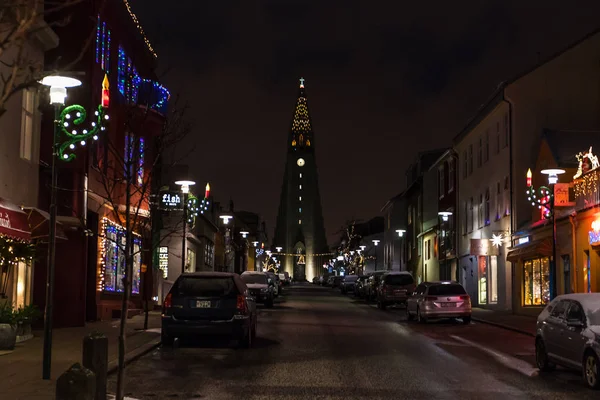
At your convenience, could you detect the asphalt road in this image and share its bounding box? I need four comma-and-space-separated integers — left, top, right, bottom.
109, 284, 597, 399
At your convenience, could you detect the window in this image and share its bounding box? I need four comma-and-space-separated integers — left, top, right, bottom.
462, 151, 467, 179
204, 241, 214, 267
477, 136, 482, 167
299, 173, 302, 178
503, 176, 510, 216
468, 197, 474, 232
418, 237, 422, 256
299, 196, 302, 201
495, 122, 500, 154
523, 257, 550, 306
463, 201, 468, 234
186, 248, 196, 273
566, 301, 585, 322
117, 45, 139, 103
299, 207, 302, 213
484, 129, 489, 163
408, 205, 413, 224
438, 165, 445, 198
468, 144, 473, 174
101, 219, 142, 294
503, 113, 509, 148
298, 219, 301, 224
448, 160, 454, 192
20, 89, 35, 161
95, 16, 111, 73
417, 195, 421, 217
299, 184, 302, 190
484, 188, 490, 226
550, 300, 568, 318
408, 241, 412, 260
427, 239, 431, 260
478, 194, 484, 228
495, 182, 501, 221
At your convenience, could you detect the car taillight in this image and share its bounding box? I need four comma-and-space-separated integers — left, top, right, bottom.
163, 293, 172, 311
460, 295, 470, 302
237, 295, 247, 313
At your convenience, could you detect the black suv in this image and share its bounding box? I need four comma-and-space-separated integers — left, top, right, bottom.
161, 272, 257, 347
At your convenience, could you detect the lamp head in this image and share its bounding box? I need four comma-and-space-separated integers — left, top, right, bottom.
275, 246, 282, 252
395, 229, 406, 237
240, 231, 249, 238
541, 169, 565, 185
175, 180, 196, 194
40, 75, 82, 105
219, 215, 233, 224
438, 211, 453, 222
372, 239, 380, 246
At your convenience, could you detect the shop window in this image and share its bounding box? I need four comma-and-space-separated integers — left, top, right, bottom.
478, 256, 487, 304
101, 218, 142, 294
489, 256, 498, 303
523, 257, 550, 306
186, 248, 196, 272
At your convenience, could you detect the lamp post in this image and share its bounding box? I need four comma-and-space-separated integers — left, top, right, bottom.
372, 239, 380, 269
39, 74, 110, 380
40, 75, 82, 380
395, 229, 406, 271
220, 214, 233, 272
438, 211, 453, 280
175, 180, 195, 274
541, 169, 565, 300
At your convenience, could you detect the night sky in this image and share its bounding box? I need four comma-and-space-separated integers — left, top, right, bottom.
131, 0, 600, 244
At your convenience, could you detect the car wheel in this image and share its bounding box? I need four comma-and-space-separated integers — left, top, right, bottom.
161, 332, 174, 346
417, 307, 427, 324
462, 316, 471, 325
583, 351, 600, 389
535, 338, 555, 372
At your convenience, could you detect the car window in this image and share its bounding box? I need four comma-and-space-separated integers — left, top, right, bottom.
416, 284, 426, 295
241, 274, 268, 285
385, 274, 414, 285
550, 300, 569, 319
427, 284, 466, 296
173, 276, 238, 297
566, 301, 585, 323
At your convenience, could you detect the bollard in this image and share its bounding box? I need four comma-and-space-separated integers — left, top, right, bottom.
82, 331, 108, 400
56, 363, 96, 400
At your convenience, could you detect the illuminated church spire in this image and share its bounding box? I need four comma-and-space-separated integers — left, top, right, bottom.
290, 77, 313, 149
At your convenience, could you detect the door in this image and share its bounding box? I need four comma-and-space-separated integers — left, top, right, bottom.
563, 301, 587, 368
545, 300, 569, 360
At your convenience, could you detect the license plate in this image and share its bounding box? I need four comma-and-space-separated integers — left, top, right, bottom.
441, 302, 456, 307
194, 300, 211, 308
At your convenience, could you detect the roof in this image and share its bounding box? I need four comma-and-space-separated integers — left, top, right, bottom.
181, 272, 237, 278
454, 28, 600, 145
542, 129, 600, 168
380, 191, 405, 213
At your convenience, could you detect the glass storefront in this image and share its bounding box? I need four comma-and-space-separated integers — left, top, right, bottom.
478, 256, 487, 304
489, 256, 498, 303
523, 256, 550, 306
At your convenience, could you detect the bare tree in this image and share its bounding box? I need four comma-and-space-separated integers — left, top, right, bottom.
82, 98, 190, 400
0, 0, 92, 116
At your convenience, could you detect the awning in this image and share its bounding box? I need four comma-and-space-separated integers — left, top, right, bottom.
23, 207, 68, 241
0, 198, 31, 241
506, 238, 553, 262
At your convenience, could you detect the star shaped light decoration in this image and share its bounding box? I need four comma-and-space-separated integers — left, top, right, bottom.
491, 234, 504, 248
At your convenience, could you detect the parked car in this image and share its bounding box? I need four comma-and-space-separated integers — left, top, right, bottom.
280, 273, 289, 285
266, 271, 280, 297
331, 276, 343, 288
340, 275, 359, 294
161, 272, 257, 347
364, 271, 387, 301
241, 271, 274, 308
406, 281, 471, 324
376, 271, 415, 309
354, 275, 371, 298
535, 293, 600, 389
312, 276, 320, 284
282, 271, 291, 285
326, 276, 335, 287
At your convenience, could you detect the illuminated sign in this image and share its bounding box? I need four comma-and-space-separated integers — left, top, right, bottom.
158, 246, 169, 278
160, 192, 181, 209
518, 236, 530, 245
589, 220, 600, 246
470, 239, 499, 256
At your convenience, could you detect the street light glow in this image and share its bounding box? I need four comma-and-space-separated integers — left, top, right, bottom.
396, 229, 406, 237
372, 239, 380, 246
276, 246, 282, 252
40, 75, 82, 105
541, 169, 565, 185
240, 231, 249, 238
438, 211, 453, 222
220, 215, 233, 224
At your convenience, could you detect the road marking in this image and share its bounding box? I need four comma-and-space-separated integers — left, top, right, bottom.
449, 335, 539, 377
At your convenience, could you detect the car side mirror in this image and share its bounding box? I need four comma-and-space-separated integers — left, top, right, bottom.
567, 319, 584, 329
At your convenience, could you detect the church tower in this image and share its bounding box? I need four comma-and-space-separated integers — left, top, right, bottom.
274, 78, 328, 281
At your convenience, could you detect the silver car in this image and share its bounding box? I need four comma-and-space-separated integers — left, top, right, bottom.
535, 293, 600, 389
406, 281, 471, 324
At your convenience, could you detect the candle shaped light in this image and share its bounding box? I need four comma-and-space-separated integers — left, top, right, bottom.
526, 168, 532, 187
205, 182, 210, 199
101, 74, 110, 108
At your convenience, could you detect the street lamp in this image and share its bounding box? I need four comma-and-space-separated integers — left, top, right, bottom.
438, 211, 452, 222
541, 168, 565, 300
395, 229, 406, 271
276, 246, 282, 252
359, 245, 366, 251
40, 75, 87, 379
438, 211, 453, 280
240, 231, 249, 238
252, 241, 259, 247
219, 214, 233, 272
175, 180, 196, 274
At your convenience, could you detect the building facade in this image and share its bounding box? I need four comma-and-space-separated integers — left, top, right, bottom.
381, 193, 407, 272
273, 79, 328, 281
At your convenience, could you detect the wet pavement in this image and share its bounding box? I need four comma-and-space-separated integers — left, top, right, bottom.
109, 284, 596, 399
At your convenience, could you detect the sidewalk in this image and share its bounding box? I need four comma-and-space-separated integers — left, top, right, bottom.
471, 307, 537, 337
0, 311, 161, 400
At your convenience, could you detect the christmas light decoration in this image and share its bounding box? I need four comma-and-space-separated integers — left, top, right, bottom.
59, 102, 109, 161
491, 234, 504, 248
101, 74, 110, 108
187, 195, 199, 225
122, 0, 157, 58
574, 169, 599, 198
137, 137, 145, 185
526, 169, 553, 220
95, 16, 111, 73
291, 77, 312, 147
99, 218, 142, 293
573, 146, 600, 179
205, 183, 210, 199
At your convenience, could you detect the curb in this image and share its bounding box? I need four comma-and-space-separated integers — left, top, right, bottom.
472, 317, 536, 338
107, 337, 161, 375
